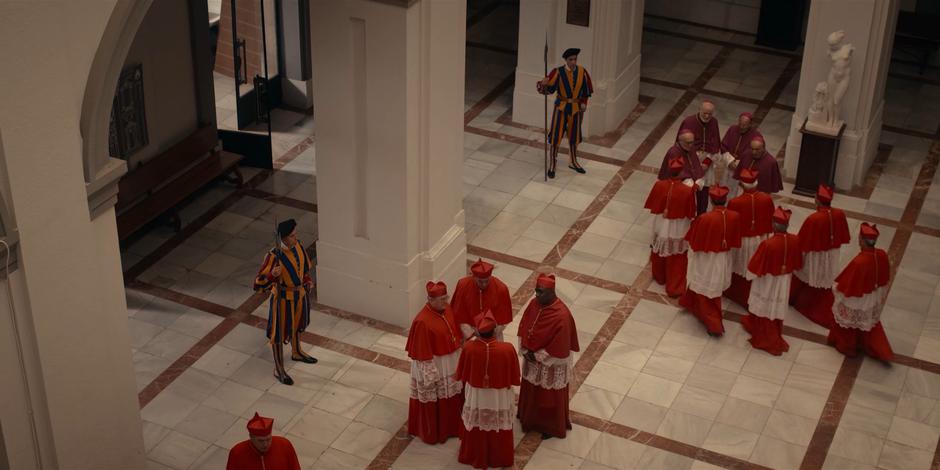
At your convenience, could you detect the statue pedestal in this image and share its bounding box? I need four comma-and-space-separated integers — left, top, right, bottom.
794, 119, 846, 197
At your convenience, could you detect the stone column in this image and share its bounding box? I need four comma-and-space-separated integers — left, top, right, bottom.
310, 0, 467, 328
0, 1, 147, 469
512, 0, 643, 137
785, 0, 899, 190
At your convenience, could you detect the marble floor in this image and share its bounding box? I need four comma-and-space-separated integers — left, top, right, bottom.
122, 8, 940, 470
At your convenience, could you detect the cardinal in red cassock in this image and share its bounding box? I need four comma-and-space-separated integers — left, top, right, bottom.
720, 112, 762, 198
741, 207, 803, 356
456, 309, 521, 469
226, 412, 301, 470
645, 156, 697, 297
827, 223, 894, 362
406, 281, 464, 444
451, 259, 513, 342
790, 184, 850, 328
517, 273, 579, 439
732, 136, 782, 194
679, 186, 742, 336
660, 129, 708, 214
723, 169, 774, 309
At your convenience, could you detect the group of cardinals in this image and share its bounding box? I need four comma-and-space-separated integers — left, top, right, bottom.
646, 157, 893, 361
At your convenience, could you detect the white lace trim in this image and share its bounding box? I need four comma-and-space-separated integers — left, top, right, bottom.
410, 349, 462, 403
794, 249, 840, 288
732, 234, 768, 277
462, 384, 516, 431
651, 215, 691, 256
687, 250, 734, 298
519, 347, 571, 390
833, 287, 887, 331
747, 273, 792, 321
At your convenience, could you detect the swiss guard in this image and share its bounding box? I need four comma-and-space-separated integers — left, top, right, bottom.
253, 218, 317, 386
537, 47, 593, 178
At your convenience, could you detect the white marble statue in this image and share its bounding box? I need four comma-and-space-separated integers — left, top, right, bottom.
808, 30, 853, 134
806, 81, 831, 131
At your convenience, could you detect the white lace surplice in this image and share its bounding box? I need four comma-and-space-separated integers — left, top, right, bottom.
409, 349, 462, 403
794, 248, 840, 288
747, 273, 792, 321
462, 384, 515, 432
833, 287, 887, 331
687, 250, 733, 298
732, 234, 769, 277
651, 215, 691, 257
518, 345, 571, 390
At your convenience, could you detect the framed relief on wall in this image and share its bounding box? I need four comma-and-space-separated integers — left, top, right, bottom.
566, 0, 590, 27
108, 63, 149, 159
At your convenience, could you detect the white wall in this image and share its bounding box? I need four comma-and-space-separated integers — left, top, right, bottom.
0, 1, 147, 468
646, 0, 761, 33
123, 0, 200, 168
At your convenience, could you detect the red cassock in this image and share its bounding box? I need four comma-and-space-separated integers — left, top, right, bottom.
644, 178, 697, 297
516, 297, 580, 438
226, 437, 301, 470
723, 189, 774, 308
679, 207, 742, 335
741, 233, 803, 356
790, 208, 851, 328
733, 150, 783, 194
827, 248, 894, 361
658, 144, 708, 214
677, 114, 721, 154
450, 276, 513, 341
455, 337, 521, 469
406, 304, 464, 444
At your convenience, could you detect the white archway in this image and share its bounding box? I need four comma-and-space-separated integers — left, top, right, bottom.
80, 0, 154, 218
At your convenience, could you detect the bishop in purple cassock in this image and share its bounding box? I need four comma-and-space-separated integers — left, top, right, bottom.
733, 135, 782, 194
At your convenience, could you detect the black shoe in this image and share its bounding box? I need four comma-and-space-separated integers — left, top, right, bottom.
541, 432, 555, 440
707, 331, 723, 338
547, 170, 555, 179
274, 370, 294, 386
292, 354, 318, 364
569, 164, 586, 174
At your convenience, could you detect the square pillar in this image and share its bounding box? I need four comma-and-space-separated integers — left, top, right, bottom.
310, 0, 467, 328
785, 0, 899, 190
512, 0, 643, 137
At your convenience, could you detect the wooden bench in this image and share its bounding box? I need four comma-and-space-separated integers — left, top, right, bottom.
116, 125, 243, 240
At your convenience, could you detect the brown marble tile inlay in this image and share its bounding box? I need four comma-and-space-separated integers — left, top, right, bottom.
570, 410, 774, 470
243, 188, 318, 214
366, 423, 413, 470
464, 73, 515, 125
464, 125, 626, 168
752, 56, 801, 124
798, 356, 863, 470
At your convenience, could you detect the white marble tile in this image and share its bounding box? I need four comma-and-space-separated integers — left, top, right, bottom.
886, 415, 940, 451
611, 396, 669, 433
312, 448, 370, 470
657, 409, 713, 446
729, 374, 782, 408
313, 381, 374, 418
148, 430, 210, 469
355, 395, 408, 433
571, 385, 624, 420
828, 427, 885, 465
288, 407, 352, 446
599, 341, 653, 371
526, 446, 584, 470
175, 405, 239, 444
748, 435, 805, 470
762, 409, 817, 447
337, 359, 396, 394
685, 363, 738, 395
192, 345, 251, 378
330, 421, 392, 461
627, 372, 683, 408
541, 424, 601, 458
877, 440, 934, 470
702, 423, 760, 460
741, 353, 793, 385
203, 380, 265, 417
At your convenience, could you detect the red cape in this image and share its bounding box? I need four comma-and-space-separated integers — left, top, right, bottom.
747, 233, 803, 276
227, 437, 301, 470
685, 207, 742, 252
517, 298, 580, 358
727, 189, 774, 238
456, 338, 521, 389
450, 276, 513, 327
835, 248, 890, 297
677, 114, 721, 153
406, 304, 462, 361
721, 125, 762, 158
644, 179, 697, 220
658, 144, 705, 180
733, 150, 783, 193
797, 207, 851, 252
